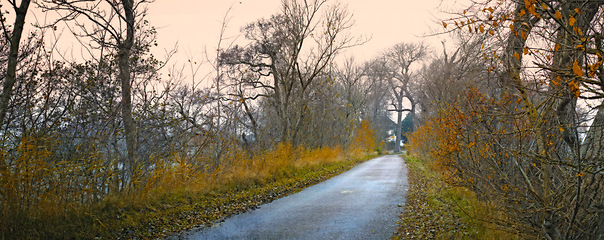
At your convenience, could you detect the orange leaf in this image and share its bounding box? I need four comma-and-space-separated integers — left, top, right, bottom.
479, 25, 485, 33
442, 21, 447, 28
574, 8, 582, 14
554, 11, 562, 20
575, 27, 583, 36
573, 60, 583, 77
569, 16, 576, 26
489, 30, 495, 35
523, 47, 529, 55
576, 172, 585, 177
570, 81, 581, 97
514, 52, 520, 60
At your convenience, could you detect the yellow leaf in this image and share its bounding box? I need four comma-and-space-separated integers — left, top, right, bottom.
575, 27, 583, 36
573, 60, 583, 77
574, 8, 582, 14
570, 81, 581, 97
559, 126, 565, 132
576, 172, 585, 177
569, 16, 576, 26
554, 11, 562, 20
552, 76, 561, 86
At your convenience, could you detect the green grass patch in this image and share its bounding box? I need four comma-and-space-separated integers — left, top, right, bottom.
394, 154, 521, 240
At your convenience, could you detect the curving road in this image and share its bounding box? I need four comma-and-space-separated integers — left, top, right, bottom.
176, 155, 408, 240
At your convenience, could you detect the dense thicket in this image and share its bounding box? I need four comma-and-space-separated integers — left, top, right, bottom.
409, 0, 604, 239
0, 0, 392, 237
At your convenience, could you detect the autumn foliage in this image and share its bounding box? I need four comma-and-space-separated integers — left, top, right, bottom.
410, 0, 604, 237
0, 138, 375, 238
0, 0, 390, 238
0, 116, 378, 238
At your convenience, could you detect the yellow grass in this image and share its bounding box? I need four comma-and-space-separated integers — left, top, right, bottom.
0, 122, 378, 239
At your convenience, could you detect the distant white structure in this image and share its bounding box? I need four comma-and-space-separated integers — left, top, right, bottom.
385, 130, 404, 146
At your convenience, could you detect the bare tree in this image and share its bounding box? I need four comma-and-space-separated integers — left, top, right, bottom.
384, 42, 428, 152
39, 0, 152, 190
0, 0, 32, 129
220, 0, 364, 145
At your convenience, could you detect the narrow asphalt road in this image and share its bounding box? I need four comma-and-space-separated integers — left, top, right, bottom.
176, 155, 408, 240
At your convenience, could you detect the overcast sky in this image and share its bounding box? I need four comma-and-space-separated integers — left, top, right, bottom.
146, 0, 462, 65
3, 0, 466, 71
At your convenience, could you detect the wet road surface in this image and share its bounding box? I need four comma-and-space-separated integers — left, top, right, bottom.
177, 155, 408, 240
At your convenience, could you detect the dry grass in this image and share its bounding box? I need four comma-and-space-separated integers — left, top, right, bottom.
0, 135, 377, 239
0, 119, 379, 239
394, 155, 523, 240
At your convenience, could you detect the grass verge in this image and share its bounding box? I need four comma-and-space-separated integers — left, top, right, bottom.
393, 154, 521, 239
20, 150, 377, 239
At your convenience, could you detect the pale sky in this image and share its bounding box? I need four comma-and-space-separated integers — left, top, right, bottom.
146, 0, 460, 65
3, 0, 464, 72
3, 0, 464, 120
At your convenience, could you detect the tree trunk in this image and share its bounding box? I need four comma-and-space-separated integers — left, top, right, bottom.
0, 0, 31, 128
119, 0, 137, 188
394, 95, 403, 152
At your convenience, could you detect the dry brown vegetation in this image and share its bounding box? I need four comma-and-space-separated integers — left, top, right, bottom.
402, 0, 604, 238
394, 155, 523, 240
1, 0, 388, 238
1, 132, 377, 239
